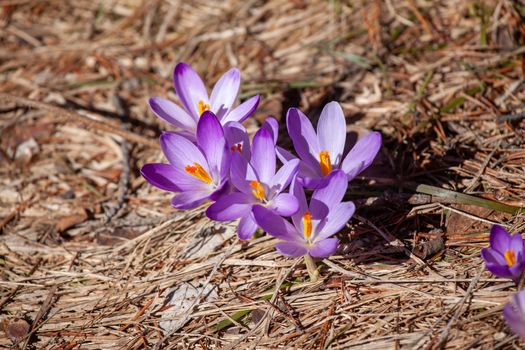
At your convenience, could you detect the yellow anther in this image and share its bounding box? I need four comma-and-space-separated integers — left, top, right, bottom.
184, 162, 212, 184
303, 212, 312, 239
319, 151, 332, 176
198, 100, 210, 116
249, 180, 265, 201
505, 249, 517, 267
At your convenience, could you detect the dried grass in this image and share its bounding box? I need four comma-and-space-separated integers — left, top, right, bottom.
1, 0, 525, 349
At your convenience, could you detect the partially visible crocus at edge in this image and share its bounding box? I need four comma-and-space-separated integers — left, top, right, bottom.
253, 170, 355, 258
481, 225, 525, 283
206, 126, 299, 240
504, 290, 525, 338
141, 111, 230, 209
281, 101, 382, 188
149, 62, 260, 134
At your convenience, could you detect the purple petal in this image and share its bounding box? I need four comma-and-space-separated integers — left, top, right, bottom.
481, 248, 512, 278
269, 159, 299, 197
515, 290, 525, 312
173, 62, 209, 119
141, 163, 207, 192
222, 95, 260, 124
309, 170, 348, 217
309, 238, 339, 258
230, 152, 258, 195
276, 146, 297, 164
509, 262, 525, 282
341, 131, 382, 180
141, 163, 181, 192
205, 192, 253, 221
171, 191, 210, 209
286, 107, 321, 170
291, 179, 308, 229
210, 68, 240, 120
485, 263, 513, 279
268, 193, 299, 216
160, 132, 208, 173
173, 130, 197, 143
224, 121, 251, 159
149, 97, 197, 132
278, 148, 323, 191
504, 292, 525, 338
315, 201, 355, 240
481, 247, 508, 267
251, 128, 276, 184
252, 205, 300, 242
275, 241, 308, 257
238, 212, 258, 240
511, 233, 525, 258
490, 225, 512, 254
209, 180, 232, 202
299, 175, 326, 189
197, 111, 229, 180
262, 117, 279, 145
317, 102, 346, 166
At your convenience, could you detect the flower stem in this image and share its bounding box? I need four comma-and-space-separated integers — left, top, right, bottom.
518, 272, 525, 289
304, 254, 319, 282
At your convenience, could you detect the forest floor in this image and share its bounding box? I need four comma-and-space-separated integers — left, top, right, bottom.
1, 0, 525, 349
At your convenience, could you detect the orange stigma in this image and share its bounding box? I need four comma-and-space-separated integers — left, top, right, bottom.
249, 180, 265, 200
303, 212, 312, 239
184, 162, 212, 184
230, 143, 242, 153
198, 100, 210, 116
319, 151, 332, 176
505, 249, 516, 267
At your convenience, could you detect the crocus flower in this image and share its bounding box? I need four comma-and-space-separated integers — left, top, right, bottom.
504, 290, 525, 338
283, 101, 381, 188
149, 62, 260, 134
141, 111, 230, 209
481, 225, 525, 283
206, 126, 299, 240
253, 170, 355, 258
224, 121, 251, 159
224, 117, 278, 160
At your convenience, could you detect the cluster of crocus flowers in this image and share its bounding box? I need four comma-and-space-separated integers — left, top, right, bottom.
142, 62, 383, 262
481, 225, 525, 338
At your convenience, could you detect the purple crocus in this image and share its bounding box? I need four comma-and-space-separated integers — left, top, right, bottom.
206, 126, 299, 240
141, 111, 230, 209
504, 290, 525, 338
282, 101, 382, 188
223, 117, 278, 161
149, 62, 260, 134
252, 170, 355, 258
481, 225, 525, 283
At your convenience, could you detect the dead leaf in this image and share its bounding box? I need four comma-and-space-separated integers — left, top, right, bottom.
55, 209, 89, 233
446, 204, 511, 236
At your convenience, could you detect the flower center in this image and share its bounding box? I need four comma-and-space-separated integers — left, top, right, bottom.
505, 249, 516, 267
302, 211, 312, 240
230, 143, 242, 153
198, 100, 210, 116
319, 151, 332, 176
184, 162, 212, 184
249, 180, 265, 201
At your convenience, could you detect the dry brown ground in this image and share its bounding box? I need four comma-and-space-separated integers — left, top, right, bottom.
1, 0, 525, 349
